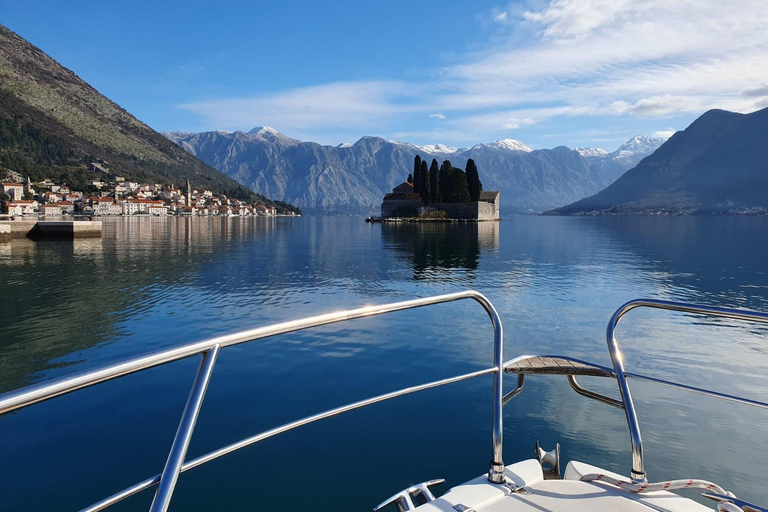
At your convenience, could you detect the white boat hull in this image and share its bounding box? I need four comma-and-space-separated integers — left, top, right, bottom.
414, 460, 711, 511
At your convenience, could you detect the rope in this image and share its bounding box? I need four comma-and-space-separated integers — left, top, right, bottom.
579, 474, 741, 511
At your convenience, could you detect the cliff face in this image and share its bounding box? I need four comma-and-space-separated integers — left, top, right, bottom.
553, 107, 768, 214
0, 24, 297, 212
166, 130, 659, 214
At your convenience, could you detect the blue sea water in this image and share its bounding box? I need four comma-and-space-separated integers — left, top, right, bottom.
1, 215, 768, 511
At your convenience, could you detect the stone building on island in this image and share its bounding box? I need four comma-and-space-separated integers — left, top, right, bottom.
380, 182, 422, 217
381, 182, 500, 220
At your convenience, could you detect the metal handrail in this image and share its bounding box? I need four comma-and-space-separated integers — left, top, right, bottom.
606, 299, 768, 483
0, 290, 506, 512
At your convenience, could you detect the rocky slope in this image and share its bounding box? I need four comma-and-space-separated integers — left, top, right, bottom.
0, 24, 297, 212
165, 129, 663, 214
551, 107, 768, 214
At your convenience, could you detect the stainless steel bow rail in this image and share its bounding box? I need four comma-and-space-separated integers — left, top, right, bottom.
0, 291, 506, 512
502, 298, 768, 485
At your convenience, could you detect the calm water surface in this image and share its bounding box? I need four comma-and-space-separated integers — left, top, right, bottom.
1, 215, 768, 511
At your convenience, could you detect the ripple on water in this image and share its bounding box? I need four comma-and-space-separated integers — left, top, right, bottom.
2, 215, 768, 510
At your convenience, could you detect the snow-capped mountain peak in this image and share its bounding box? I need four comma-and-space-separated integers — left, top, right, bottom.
576, 147, 608, 158
611, 135, 668, 161
475, 139, 532, 153
248, 126, 280, 135
414, 143, 459, 154
337, 142, 353, 148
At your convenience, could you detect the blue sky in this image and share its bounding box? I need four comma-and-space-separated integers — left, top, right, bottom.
3, 0, 767, 150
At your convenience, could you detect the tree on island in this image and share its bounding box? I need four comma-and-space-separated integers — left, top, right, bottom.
465, 159, 482, 202
407, 173, 413, 184
420, 160, 430, 203
412, 156, 423, 197
439, 160, 471, 203
429, 159, 440, 203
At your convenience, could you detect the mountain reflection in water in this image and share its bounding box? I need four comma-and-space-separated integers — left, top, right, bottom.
1, 215, 768, 512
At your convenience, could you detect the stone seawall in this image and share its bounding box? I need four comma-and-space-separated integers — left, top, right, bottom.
0, 220, 102, 239
419, 201, 498, 220
381, 200, 421, 218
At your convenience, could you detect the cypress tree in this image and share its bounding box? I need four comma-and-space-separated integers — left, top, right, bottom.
413, 155, 422, 196
465, 159, 482, 202
452, 167, 471, 203
429, 159, 440, 203
439, 161, 452, 202
420, 160, 430, 203
407, 173, 413, 185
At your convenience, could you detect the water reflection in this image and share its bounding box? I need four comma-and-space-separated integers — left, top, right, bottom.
0, 217, 284, 391
381, 222, 499, 280
2, 215, 768, 511
580, 216, 768, 309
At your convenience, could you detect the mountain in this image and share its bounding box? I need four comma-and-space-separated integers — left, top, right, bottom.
165, 130, 663, 214
577, 135, 671, 182
551, 107, 768, 215
610, 135, 669, 164
0, 24, 298, 213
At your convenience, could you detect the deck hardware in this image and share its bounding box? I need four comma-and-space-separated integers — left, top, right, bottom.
501, 480, 531, 495
373, 479, 445, 512
535, 441, 561, 480
452, 505, 476, 512
702, 492, 768, 512
502, 374, 525, 405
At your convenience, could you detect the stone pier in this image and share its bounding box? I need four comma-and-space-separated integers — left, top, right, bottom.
0, 220, 102, 239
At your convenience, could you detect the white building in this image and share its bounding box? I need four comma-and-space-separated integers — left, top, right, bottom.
120, 199, 164, 215
1, 183, 24, 200
7, 200, 37, 215
148, 204, 169, 216
89, 197, 122, 216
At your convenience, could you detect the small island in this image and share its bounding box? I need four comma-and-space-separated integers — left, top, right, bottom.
370, 156, 500, 222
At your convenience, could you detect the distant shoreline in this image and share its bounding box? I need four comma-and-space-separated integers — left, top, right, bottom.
366, 216, 500, 223
542, 209, 768, 216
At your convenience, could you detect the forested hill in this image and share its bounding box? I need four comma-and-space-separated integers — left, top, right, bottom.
0, 24, 298, 213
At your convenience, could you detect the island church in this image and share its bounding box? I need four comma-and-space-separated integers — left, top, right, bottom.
381, 181, 500, 220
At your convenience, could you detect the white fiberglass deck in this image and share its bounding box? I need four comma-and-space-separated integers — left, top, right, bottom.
415, 460, 711, 512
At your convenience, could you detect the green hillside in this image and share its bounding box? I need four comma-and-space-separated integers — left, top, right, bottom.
0, 24, 298, 213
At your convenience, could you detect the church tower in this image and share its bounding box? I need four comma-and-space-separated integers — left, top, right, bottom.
186, 179, 191, 206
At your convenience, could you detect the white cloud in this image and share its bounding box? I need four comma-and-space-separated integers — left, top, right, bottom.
652, 129, 676, 140
179, 81, 422, 132
744, 84, 768, 98
502, 117, 536, 129
179, 0, 768, 144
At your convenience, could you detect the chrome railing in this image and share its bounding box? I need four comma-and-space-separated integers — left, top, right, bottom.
497, 299, 768, 485
606, 299, 768, 483
5, 293, 768, 510
0, 290, 506, 512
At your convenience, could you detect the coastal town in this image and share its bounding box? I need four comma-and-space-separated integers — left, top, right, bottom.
0, 165, 292, 218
